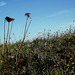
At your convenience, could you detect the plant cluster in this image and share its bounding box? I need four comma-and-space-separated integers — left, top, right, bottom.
0, 26, 75, 75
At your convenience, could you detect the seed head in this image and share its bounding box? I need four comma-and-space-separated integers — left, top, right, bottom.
25, 13, 31, 18
5, 16, 15, 22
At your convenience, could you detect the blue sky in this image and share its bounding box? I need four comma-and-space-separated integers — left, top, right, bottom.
0, 0, 75, 43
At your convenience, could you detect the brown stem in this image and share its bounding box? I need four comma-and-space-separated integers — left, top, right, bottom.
5, 22, 9, 74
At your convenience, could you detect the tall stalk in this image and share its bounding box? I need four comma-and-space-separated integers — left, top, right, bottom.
6, 22, 10, 43
23, 17, 28, 42
8, 21, 14, 43
5, 22, 10, 74
23, 19, 32, 42
23, 13, 31, 42
15, 13, 31, 71
4, 19, 6, 53
4, 16, 15, 74
3, 19, 6, 74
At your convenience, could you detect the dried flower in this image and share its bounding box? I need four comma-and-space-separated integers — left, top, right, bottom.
25, 13, 31, 17
5, 16, 15, 22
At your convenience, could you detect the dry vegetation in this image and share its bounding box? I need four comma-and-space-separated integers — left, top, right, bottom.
0, 27, 75, 75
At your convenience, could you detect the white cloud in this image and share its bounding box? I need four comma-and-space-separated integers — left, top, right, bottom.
48, 10, 69, 18
0, 1, 6, 6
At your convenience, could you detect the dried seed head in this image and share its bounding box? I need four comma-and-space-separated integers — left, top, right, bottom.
5, 16, 15, 22
25, 13, 31, 17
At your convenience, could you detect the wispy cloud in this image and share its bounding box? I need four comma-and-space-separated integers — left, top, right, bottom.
0, 1, 6, 6
48, 10, 69, 18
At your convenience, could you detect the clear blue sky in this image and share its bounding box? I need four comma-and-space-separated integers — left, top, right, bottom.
0, 0, 75, 43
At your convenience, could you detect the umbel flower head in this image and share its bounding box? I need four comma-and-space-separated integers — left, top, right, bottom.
5, 16, 15, 22
25, 13, 31, 17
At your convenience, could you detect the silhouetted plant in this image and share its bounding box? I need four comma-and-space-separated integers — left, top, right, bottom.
3, 16, 15, 74
5, 16, 15, 43
23, 13, 31, 42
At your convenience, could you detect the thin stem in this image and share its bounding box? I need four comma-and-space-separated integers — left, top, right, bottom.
4, 19, 6, 52
6, 22, 10, 43
5, 22, 9, 73
17, 19, 31, 54
23, 17, 28, 42
23, 20, 32, 42
4, 21, 9, 74
3, 19, 6, 74
8, 21, 14, 43
15, 17, 31, 68
16, 18, 31, 60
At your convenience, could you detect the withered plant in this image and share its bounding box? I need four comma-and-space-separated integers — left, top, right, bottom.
3, 16, 15, 74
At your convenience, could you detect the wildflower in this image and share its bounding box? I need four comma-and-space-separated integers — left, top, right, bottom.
5, 16, 15, 22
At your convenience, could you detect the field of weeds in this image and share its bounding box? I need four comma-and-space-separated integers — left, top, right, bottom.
0, 26, 75, 75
